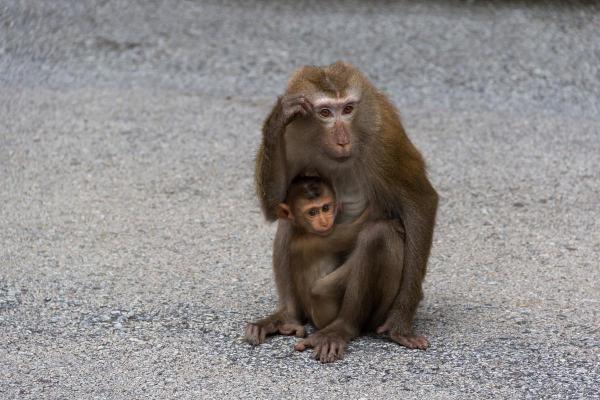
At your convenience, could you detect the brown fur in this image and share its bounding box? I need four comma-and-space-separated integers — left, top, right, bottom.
248, 61, 438, 362
289, 208, 370, 330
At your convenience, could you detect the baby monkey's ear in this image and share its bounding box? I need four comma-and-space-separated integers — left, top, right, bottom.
276, 203, 294, 220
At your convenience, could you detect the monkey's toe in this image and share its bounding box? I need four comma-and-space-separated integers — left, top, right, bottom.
298, 332, 347, 363
325, 341, 344, 363
294, 338, 311, 352
244, 323, 267, 346
389, 333, 429, 350
278, 323, 306, 338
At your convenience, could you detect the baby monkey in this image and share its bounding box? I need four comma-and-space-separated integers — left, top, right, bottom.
246, 176, 370, 345
276, 175, 339, 237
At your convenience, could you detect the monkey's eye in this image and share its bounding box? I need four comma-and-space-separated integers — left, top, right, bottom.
342, 104, 354, 114
319, 108, 332, 118
322, 204, 330, 213
308, 208, 319, 217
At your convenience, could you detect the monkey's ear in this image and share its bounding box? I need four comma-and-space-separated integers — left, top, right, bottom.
277, 203, 294, 220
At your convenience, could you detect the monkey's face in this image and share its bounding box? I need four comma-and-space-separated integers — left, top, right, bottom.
296, 193, 337, 236
311, 94, 360, 162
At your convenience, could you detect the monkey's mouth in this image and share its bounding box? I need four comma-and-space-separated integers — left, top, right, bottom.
314, 226, 334, 236
328, 147, 352, 161
323, 144, 353, 163
333, 154, 351, 162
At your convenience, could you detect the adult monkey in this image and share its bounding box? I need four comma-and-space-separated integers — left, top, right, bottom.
249, 61, 438, 362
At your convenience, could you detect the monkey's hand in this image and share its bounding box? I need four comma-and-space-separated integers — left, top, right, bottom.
264, 94, 312, 143
245, 316, 305, 345
350, 206, 372, 226
280, 94, 313, 126
376, 316, 429, 350
294, 331, 348, 363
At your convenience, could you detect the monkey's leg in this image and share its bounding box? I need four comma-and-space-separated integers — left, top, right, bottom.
376, 223, 430, 350
245, 220, 305, 345
295, 220, 403, 362
310, 263, 351, 329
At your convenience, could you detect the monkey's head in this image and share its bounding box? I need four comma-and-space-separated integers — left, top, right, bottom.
286, 61, 380, 164
277, 176, 337, 236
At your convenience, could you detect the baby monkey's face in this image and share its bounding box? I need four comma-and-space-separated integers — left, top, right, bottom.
297, 193, 337, 236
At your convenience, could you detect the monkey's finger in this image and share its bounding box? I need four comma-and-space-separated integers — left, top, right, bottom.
389, 332, 429, 350
376, 322, 392, 335
279, 323, 305, 337
282, 325, 305, 338
259, 328, 267, 344
278, 325, 293, 335
283, 105, 305, 123
284, 95, 312, 116
299, 98, 313, 114
252, 326, 263, 345
294, 339, 311, 352
244, 325, 257, 345
292, 104, 306, 116
337, 344, 345, 360
282, 96, 304, 109
313, 346, 322, 361
319, 343, 330, 363
326, 343, 339, 363
247, 325, 267, 345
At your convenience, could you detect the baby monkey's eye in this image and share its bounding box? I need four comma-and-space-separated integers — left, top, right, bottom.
308, 208, 319, 217
319, 108, 332, 118
342, 104, 354, 114
322, 204, 330, 213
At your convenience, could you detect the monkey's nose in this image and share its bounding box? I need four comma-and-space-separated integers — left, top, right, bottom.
335, 135, 350, 146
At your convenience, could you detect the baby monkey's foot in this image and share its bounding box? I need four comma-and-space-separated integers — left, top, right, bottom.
245, 318, 305, 345
278, 322, 306, 338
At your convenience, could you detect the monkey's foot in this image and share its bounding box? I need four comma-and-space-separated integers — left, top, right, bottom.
389, 333, 429, 350
278, 323, 306, 338
376, 323, 429, 350
294, 332, 347, 363
245, 322, 272, 345
245, 319, 305, 345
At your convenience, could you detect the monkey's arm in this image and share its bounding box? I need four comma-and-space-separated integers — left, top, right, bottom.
255, 99, 289, 221
255, 96, 312, 221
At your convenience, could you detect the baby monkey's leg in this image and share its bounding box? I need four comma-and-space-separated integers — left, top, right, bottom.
310, 262, 351, 329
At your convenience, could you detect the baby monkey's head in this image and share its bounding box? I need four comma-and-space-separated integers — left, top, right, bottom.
277, 176, 337, 236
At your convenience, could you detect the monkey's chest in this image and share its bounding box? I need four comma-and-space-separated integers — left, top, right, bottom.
334, 177, 369, 224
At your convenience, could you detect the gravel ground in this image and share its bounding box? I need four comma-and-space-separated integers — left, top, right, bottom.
1, 1, 599, 399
